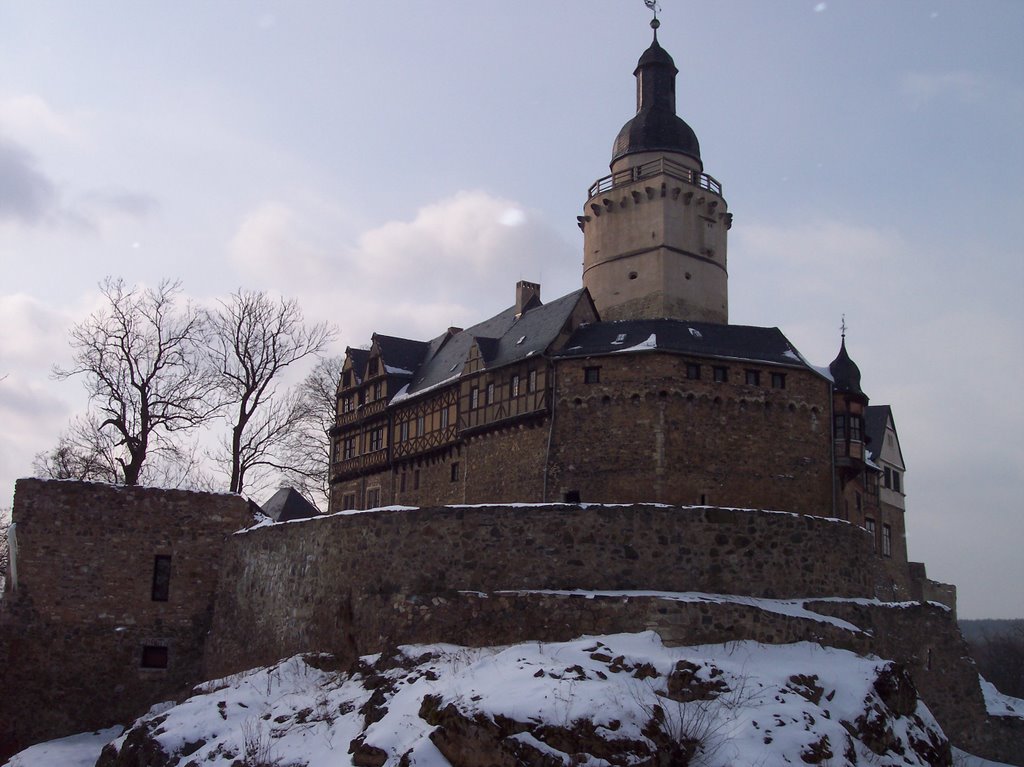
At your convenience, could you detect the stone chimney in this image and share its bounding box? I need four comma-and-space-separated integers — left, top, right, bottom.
515, 281, 541, 317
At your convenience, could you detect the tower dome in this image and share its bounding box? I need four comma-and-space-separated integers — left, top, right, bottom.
829, 337, 865, 398
611, 28, 702, 167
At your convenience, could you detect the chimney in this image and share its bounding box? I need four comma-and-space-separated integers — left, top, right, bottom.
515, 281, 541, 317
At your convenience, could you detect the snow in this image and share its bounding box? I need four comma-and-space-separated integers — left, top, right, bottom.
2, 726, 123, 767
611, 332, 657, 353
979, 675, 1024, 719
390, 372, 462, 404
21, 633, 963, 767
384, 364, 414, 375
952, 747, 1019, 767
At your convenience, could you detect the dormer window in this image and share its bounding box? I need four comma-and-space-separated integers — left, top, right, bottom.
368, 358, 379, 376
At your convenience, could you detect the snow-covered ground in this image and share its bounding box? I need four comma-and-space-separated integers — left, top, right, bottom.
4, 633, 1017, 767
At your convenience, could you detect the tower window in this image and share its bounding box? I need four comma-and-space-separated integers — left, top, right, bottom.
450, 462, 460, 482
141, 645, 169, 669
865, 518, 877, 551
584, 366, 601, 384
892, 470, 902, 493
882, 524, 892, 557
744, 370, 761, 386
771, 372, 786, 389
713, 366, 728, 383
834, 414, 847, 440
151, 555, 172, 602
686, 363, 701, 380
850, 415, 862, 442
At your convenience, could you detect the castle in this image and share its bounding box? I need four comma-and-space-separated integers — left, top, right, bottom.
2, 16, 1020, 766
329, 19, 908, 569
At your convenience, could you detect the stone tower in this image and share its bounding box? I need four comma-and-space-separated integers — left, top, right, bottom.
580, 20, 731, 324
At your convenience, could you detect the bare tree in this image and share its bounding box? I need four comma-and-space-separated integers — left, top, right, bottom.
53, 278, 220, 486
211, 290, 334, 496
277, 354, 343, 511
32, 414, 120, 483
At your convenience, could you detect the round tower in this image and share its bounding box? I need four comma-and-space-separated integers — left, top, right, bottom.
580, 20, 731, 324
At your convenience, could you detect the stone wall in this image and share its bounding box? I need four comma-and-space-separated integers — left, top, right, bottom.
550, 353, 835, 515
0, 479, 252, 760
205, 503, 900, 677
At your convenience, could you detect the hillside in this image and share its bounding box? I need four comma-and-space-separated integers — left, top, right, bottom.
5, 633, 975, 766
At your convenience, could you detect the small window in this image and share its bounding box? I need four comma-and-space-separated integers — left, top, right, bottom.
882, 524, 892, 557
486, 382, 495, 404
745, 370, 760, 386
342, 396, 354, 414
369, 427, 384, 452
399, 421, 409, 442
413, 470, 420, 490
471, 387, 480, 409
850, 415, 862, 442
685, 363, 701, 380
440, 407, 449, 429
713, 366, 728, 383
372, 382, 383, 401
771, 372, 786, 389
563, 490, 581, 503
865, 518, 877, 551
511, 374, 521, 398
584, 366, 601, 384
343, 438, 355, 460
151, 555, 171, 602
368, 358, 379, 376
416, 415, 425, 437
528, 370, 538, 393
450, 462, 460, 482
834, 414, 847, 440
366, 487, 380, 508
399, 472, 407, 492
883, 467, 891, 488
892, 470, 901, 493
341, 492, 356, 509
141, 645, 168, 669
343, 370, 352, 387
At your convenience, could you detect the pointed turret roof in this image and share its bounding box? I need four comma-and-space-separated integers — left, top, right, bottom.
829, 337, 866, 398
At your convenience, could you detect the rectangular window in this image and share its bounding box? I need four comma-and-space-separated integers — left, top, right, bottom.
342, 396, 354, 414
151, 555, 171, 602
486, 382, 495, 404
528, 369, 538, 393
416, 415, 425, 437
368, 358, 379, 376
372, 382, 383, 401
399, 472, 407, 492
413, 470, 420, 490
834, 414, 846, 440
865, 518, 877, 551
450, 462, 460, 482
882, 524, 892, 557
369, 427, 384, 452
771, 372, 786, 389
584, 366, 601, 384
850, 415, 862, 442
511, 374, 521, 397
341, 492, 356, 509
366, 487, 380, 508
685, 363, 701, 380
440, 407, 449, 429
744, 370, 760, 386
883, 467, 891, 489
343, 438, 355, 460
343, 370, 352, 388
471, 387, 480, 409
713, 366, 728, 383
399, 421, 409, 442
892, 470, 901, 493
141, 645, 169, 669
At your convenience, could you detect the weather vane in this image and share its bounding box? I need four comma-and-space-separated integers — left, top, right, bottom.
644, 0, 661, 31
840, 314, 847, 339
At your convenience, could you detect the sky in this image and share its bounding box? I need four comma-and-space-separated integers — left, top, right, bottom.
0, 1, 1021, 619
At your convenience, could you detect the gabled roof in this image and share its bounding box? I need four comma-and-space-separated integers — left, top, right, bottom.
865, 404, 905, 468
344, 347, 370, 381
400, 289, 589, 399
259, 487, 319, 522
373, 334, 430, 376
554, 318, 815, 370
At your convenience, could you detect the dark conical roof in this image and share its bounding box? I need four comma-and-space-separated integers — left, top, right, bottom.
611, 32, 702, 167
829, 338, 864, 397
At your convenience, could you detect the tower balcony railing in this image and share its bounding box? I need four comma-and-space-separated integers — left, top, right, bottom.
587, 157, 722, 199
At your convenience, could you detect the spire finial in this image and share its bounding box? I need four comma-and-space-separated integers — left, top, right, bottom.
840, 314, 847, 340
644, 0, 661, 37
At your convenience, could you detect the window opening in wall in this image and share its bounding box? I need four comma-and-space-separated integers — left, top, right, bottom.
850, 415, 862, 442
584, 366, 601, 384
471, 387, 480, 409
744, 370, 760, 386
370, 427, 384, 452
883, 467, 891, 488
713, 366, 728, 383
486, 382, 495, 404
855, 492, 862, 515
368, 358, 379, 376
141, 645, 168, 669
399, 472, 407, 492
373, 382, 383, 401
685, 363, 701, 380
416, 415, 425, 437
341, 492, 356, 509
882, 524, 892, 557
865, 518, 877, 551
892, 470, 901, 493
151, 555, 172, 602
366, 487, 381, 508
440, 407, 449, 429
450, 462, 460, 482
563, 490, 581, 503
700, 494, 707, 505
399, 421, 409, 443
511, 374, 520, 397
771, 372, 786, 389
528, 369, 538, 393
834, 414, 846, 440
342, 396, 354, 413
413, 470, 421, 490
343, 370, 352, 387
343, 437, 355, 460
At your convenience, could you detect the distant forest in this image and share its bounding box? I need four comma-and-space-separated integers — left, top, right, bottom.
960, 619, 1024, 698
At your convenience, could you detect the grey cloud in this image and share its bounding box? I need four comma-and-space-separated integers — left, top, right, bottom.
0, 137, 57, 224
77, 188, 159, 218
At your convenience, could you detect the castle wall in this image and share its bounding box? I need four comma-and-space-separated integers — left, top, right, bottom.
204, 504, 899, 678
549, 353, 834, 515
0, 479, 251, 759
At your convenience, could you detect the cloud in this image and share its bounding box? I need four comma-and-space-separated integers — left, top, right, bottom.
0, 137, 58, 225
0, 94, 80, 145
898, 71, 1023, 110
227, 190, 578, 343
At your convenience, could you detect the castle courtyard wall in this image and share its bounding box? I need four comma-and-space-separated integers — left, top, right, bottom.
0, 479, 251, 759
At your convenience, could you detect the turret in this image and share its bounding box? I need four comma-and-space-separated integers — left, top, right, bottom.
580, 18, 730, 324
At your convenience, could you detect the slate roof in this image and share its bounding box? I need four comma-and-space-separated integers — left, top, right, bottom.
259, 487, 319, 522
828, 339, 865, 398
374, 334, 430, 376
865, 405, 904, 467
398, 289, 589, 399
345, 347, 370, 380
555, 318, 816, 370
